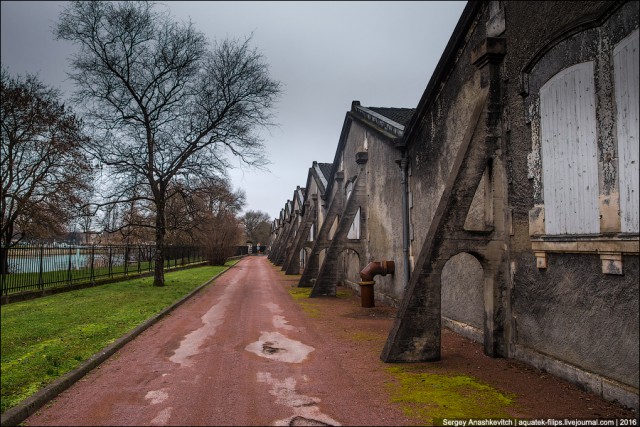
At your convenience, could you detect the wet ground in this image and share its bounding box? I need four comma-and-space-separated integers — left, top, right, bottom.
25, 256, 636, 426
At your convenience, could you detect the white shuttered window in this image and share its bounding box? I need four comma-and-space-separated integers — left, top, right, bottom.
540, 62, 600, 235
614, 29, 640, 233
347, 208, 361, 239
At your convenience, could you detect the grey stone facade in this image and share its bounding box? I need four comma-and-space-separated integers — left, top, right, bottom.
269, 1, 639, 411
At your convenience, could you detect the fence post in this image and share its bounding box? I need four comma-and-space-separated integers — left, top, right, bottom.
38, 245, 44, 291
90, 245, 95, 285
67, 246, 72, 285
108, 246, 113, 278
124, 245, 129, 277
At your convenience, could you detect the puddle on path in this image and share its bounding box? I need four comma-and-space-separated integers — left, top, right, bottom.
257, 372, 341, 426
245, 331, 314, 363
169, 287, 233, 367
265, 302, 299, 331
150, 407, 172, 425
145, 389, 173, 426
145, 389, 169, 405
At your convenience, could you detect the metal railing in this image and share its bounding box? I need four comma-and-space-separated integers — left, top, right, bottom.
0, 244, 204, 296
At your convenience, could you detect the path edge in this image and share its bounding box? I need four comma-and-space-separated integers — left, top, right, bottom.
0, 262, 240, 427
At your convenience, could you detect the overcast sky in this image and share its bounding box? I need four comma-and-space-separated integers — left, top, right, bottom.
1, 1, 466, 220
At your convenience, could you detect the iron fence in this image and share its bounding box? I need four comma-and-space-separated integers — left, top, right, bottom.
0, 244, 204, 296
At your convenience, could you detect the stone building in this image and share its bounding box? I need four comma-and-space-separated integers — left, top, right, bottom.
269, 195, 297, 266
295, 102, 414, 301
278, 162, 334, 275
270, 0, 639, 410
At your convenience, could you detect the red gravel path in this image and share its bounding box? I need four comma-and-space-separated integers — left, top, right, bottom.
25, 256, 636, 426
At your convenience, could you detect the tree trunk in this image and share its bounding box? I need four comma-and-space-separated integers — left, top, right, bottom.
0, 243, 9, 276
153, 199, 166, 287
1, 228, 14, 276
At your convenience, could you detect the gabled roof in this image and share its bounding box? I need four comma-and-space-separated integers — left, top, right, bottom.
293, 186, 306, 212
368, 107, 415, 127
304, 161, 332, 200
351, 102, 414, 139
317, 163, 333, 182
324, 101, 412, 197
284, 200, 292, 220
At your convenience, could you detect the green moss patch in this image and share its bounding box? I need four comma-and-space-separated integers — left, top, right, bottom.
386, 366, 515, 425
336, 289, 351, 298
287, 286, 312, 299
286, 286, 321, 317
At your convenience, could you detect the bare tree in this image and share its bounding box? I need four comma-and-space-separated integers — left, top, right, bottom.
56, 1, 281, 286
243, 210, 271, 245
194, 180, 246, 265
1, 68, 93, 273
77, 204, 95, 244
164, 176, 244, 246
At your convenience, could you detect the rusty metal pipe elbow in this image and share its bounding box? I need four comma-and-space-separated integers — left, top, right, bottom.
358, 260, 395, 308
360, 260, 395, 282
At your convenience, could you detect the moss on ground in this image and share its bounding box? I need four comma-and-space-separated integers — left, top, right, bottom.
287, 286, 312, 299
385, 366, 515, 425
286, 286, 320, 317
336, 289, 350, 298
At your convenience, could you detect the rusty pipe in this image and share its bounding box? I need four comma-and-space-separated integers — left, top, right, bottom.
360, 260, 395, 282
358, 260, 395, 308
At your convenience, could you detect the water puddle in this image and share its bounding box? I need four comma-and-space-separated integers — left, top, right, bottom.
257, 372, 341, 426
150, 407, 172, 425
245, 331, 314, 363
169, 289, 232, 367
265, 303, 298, 331
145, 389, 168, 405
145, 389, 172, 426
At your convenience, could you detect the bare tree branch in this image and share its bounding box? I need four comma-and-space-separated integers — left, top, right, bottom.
1, 68, 94, 273
56, 1, 281, 286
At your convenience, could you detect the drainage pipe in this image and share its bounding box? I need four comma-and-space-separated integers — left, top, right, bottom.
358, 260, 395, 308
398, 152, 411, 288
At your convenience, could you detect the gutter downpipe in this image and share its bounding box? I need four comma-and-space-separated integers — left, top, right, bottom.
358, 260, 395, 308
398, 151, 411, 288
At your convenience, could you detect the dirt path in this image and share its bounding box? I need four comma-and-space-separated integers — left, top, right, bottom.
25, 256, 414, 426
25, 256, 636, 426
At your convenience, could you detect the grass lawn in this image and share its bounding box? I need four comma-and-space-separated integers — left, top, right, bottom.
2, 259, 206, 295
0, 262, 235, 414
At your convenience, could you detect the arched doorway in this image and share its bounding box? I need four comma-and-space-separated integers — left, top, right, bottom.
441, 252, 484, 342
337, 248, 360, 289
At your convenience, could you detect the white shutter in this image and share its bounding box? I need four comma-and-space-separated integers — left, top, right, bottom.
614, 29, 640, 233
347, 208, 361, 239
540, 62, 600, 234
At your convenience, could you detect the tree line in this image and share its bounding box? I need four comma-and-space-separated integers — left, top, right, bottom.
1, 1, 280, 284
